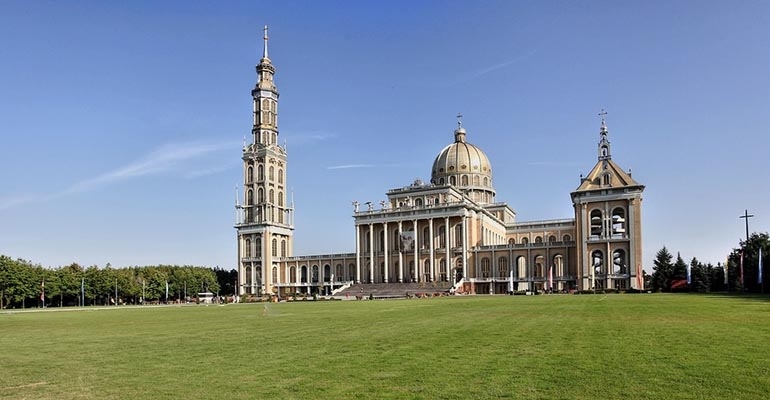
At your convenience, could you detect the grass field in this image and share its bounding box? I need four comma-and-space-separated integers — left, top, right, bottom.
2, 294, 770, 400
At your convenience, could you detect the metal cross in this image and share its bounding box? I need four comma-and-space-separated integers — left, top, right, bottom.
739, 209, 754, 244
457, 113, 463, 128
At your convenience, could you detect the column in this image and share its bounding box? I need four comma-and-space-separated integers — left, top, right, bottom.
398, 221, 404, 283
428, 218, 434, 282
461, 215, 468, 280
355, 224, 361, 284
368, 224, 374, 283
581, 202, 589, 290
412, 220, 418, 282
445, 217, 451, 282
383, 222, 389, 283
629, 198, 638, 289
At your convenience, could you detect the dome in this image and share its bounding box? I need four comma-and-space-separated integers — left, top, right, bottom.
431, 125, 496, 204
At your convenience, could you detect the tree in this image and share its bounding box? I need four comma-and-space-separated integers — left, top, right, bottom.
672, 253, 687, 282
728, 232, 770, 293
651, 247, 674, 292
689, 257, 711, 293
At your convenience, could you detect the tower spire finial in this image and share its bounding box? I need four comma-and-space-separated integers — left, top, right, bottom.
598, 108, 607, 130
597, 109, 611, 160
262, 25, 269, 59
457, 112, 463, 128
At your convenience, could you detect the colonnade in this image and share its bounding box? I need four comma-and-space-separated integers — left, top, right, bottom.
354, 215, 468, 284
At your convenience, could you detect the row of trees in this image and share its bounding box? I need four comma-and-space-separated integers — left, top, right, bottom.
651, 232, 769, 293
0, 256, 237, 309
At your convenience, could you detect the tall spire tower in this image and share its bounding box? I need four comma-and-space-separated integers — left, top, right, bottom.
597, 109, 611, 161
237, 26, 294, 297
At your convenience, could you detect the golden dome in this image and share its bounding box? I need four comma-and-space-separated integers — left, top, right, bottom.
431, 125, 496, 204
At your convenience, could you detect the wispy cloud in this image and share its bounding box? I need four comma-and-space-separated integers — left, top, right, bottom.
0, 140, 238, 211
443, 47, 540, 86
64, 141, 237, 194
184, 161, 240, 179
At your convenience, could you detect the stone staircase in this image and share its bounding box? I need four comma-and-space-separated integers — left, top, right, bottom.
336, 282, 452, 299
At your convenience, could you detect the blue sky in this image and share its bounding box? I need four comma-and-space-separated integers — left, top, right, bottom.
1, 1, 768, 271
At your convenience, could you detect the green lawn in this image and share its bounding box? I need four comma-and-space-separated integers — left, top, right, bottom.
1, 294, 769, 399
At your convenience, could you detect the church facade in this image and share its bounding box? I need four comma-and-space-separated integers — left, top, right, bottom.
235, 30, 645, 297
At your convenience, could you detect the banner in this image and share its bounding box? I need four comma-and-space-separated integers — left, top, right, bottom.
399, 231, 415, 253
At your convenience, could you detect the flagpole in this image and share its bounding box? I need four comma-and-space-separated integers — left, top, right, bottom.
757, 247, 765, 294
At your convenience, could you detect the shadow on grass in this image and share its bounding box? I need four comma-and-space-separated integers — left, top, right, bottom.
699, 292, 770, 304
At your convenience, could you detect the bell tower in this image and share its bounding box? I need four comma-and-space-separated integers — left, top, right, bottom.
571, 112, 644, 291
236, 26, 294, 296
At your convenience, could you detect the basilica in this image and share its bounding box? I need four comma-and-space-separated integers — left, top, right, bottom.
235, 29, 645, 297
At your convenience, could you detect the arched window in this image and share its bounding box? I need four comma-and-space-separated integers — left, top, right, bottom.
521, 237, 529, 245
590, 210, 603, 237
483, 177, 489, 186
244, 238, 251, 257
278, 169, 283, 184
393, 229, 400, 251
278, 192, 283, 207
348, 263, 355, 281
562, 234, 571, 242
269, 166, 274, 181
258, 165, 264, 180
481, 258, 491, 278
312, 266, 319, 283
508, 238, 515, 245
603, 173, 612, 186
592, 250, 605, 274
324, 265, 331, 282
336, 264, 343, 282
269, 189, 274, 203
517, 256, 527, 279
498, 257, 508, 278
438, 225, 446, 248
535, 236, 543, 244
439, 259, 447, 281
612, 249, 627, 274
422, 227, 430, 249
301, 266, 308, 283
290, 266, 297, 283
548, 235, 556, 243
612, 208, 626, 237
272, 238, 277, 256
271, 267, 277, 283
534, 255, 545, 277
247, 190, 254, 205
280, 239, 286, 257
454, 224, 463, 247
461, 175, 469, 185
553, 254, 564, 277
449, 176, 456, 185
247, 166, 253, 182
254, 236, 261, 257
473, 176, 480, 185
415, 198, 423, 207
258, 188, 264, 203
439, 178, 445, 184
245, 266, 252, 286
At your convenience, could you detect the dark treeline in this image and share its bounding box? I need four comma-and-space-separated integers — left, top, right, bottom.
0, 256, 237, 309
651, 232, 769, 293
